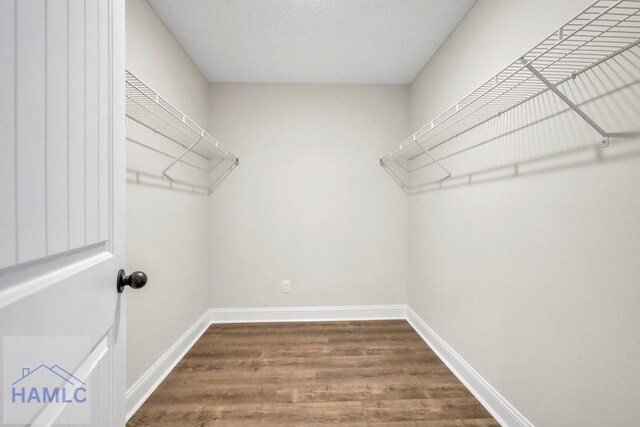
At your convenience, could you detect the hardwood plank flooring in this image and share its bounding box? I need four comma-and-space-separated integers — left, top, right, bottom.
128, 320, 498, 426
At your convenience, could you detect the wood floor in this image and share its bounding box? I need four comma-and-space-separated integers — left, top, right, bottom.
128, 320, 498, 426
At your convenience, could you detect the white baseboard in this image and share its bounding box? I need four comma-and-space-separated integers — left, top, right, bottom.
208, 304, 407, 323
405, 307, 534, 427
125, 310, 211, 421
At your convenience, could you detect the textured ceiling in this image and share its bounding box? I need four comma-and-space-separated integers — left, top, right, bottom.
148, 0, 475, 84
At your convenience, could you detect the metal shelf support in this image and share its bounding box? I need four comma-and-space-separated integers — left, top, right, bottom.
415, 137, 452, 179
520, 57, 610, 143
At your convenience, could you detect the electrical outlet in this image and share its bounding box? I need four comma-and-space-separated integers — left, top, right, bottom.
282, 280, 291, 293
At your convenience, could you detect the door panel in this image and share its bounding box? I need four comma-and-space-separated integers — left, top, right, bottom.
2, 0, 114, 266
0, 0, 125, 425
68, 0, 87, 251
46, 0, 70, 257
0, 0, 16, 269
85, 0, 100, 246
16, 0, 47, 264
0, 255, 118, 425
98, 0, 110, 243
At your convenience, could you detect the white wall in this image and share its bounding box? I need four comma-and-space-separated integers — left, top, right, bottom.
208, 83, 409, 308
408, 1, 640, 426
125, 0, 211, 389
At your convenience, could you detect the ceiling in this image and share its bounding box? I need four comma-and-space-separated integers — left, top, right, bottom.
148, 0, 475, 85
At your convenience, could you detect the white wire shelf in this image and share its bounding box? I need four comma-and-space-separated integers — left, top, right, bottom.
380, 0, 640, 192
125, 70, 238, 194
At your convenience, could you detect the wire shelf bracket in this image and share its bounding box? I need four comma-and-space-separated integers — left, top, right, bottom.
520, 57, 611, 147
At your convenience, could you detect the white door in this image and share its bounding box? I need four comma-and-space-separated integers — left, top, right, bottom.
0, 0, 126, 425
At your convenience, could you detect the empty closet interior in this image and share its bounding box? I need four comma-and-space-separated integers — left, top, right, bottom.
124, 0, 640, 426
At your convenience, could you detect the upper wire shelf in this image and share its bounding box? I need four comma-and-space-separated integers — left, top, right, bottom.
380, 0, 640, 192
125, 70, 238, 194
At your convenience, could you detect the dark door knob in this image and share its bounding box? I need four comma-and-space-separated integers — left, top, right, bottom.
117, 269, 148, 293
